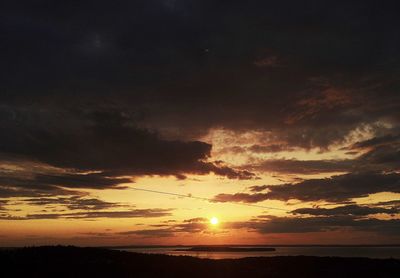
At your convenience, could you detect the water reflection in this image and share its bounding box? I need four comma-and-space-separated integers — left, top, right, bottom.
118, 246, 400, 260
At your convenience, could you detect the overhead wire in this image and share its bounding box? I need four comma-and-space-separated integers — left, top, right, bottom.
131, 187, 290, 212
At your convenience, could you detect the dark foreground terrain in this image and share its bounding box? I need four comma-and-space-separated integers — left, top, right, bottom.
0, 246, 399, 278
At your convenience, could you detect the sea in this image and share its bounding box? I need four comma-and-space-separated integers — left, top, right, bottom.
117, 246, 400, 260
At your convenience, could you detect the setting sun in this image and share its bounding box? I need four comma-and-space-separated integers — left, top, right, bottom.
210, 217, 219, 225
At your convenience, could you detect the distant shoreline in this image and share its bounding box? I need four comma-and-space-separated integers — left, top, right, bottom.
174, 246, 276, 252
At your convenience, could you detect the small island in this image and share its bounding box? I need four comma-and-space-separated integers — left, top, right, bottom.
176, 246, 276, 252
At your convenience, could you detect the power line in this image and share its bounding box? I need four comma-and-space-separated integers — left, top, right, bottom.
131, 187, 290, 212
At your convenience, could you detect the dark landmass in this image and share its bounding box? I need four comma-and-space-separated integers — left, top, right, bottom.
0, 246, 399, 278
177, 246, 275, 252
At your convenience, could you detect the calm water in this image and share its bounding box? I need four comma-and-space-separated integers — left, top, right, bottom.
118, 246, 400, 260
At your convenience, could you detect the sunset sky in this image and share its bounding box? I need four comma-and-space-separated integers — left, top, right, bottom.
1, 0, 399, 246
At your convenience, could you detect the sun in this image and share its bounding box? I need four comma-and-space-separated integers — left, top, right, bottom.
210, 216, 219, 225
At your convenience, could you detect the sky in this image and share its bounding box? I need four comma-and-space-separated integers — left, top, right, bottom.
0, 0, 399, 246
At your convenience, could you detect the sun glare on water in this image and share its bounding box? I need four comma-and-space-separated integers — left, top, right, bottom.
210, 216, 219, 225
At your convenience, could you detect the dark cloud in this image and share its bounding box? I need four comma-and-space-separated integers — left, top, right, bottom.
21, 196, 124, 211
0, 185, 83, 198
292, 204, 400, 216
236, 216, 400, 235
174, 221, 208, 233
184, 217, 208, 223
1, 0, 399, 149
358, 145, 400, 168
119, 217, 210, 238
78, 232, 115, 238
244, 134, 399, 175
213, 193, 270, 204
0, 208, 172, 220
220, 144, 296, 155
214, 172, 400, 203
0, 200, 8, 210
0, 108, 254, 183
264, 171, 400, 202
0, 171, 129, 198
0, 172, 130, 191
119, 228, 175, 238
375, 200, 400, 207
29, 173, 130, 189
351, 133, 400, 150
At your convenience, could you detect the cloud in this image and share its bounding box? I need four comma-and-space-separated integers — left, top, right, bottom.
119, 228, 175, 238
0, 0, 399, 192
292, 205, 400, 216
244, 134, 399, 175
248, 144, 295, 153
28, 173, 130, 189
350, 132, 400, 150
174, 221, 209, 233
228, 215, 400, 235
0, 185, 83, 198
214, 172, 400, 203
0, 109, 254, 183
0, 200, 8, 211
77, 232, 116, 238
118, 217, 210, 238
0, 208, 172, 220
358, 145, 400, 168
284, 88, 353, 125
183, 217, 208, 223
262, 172, 400, 202
248, 159, 352, 174
21, 196, 124, 211
213, 193, 270, 204
0, 172, 130, 191
1, 0, 400, 150
0, 171, 129, 198
375, 200, 400, 207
